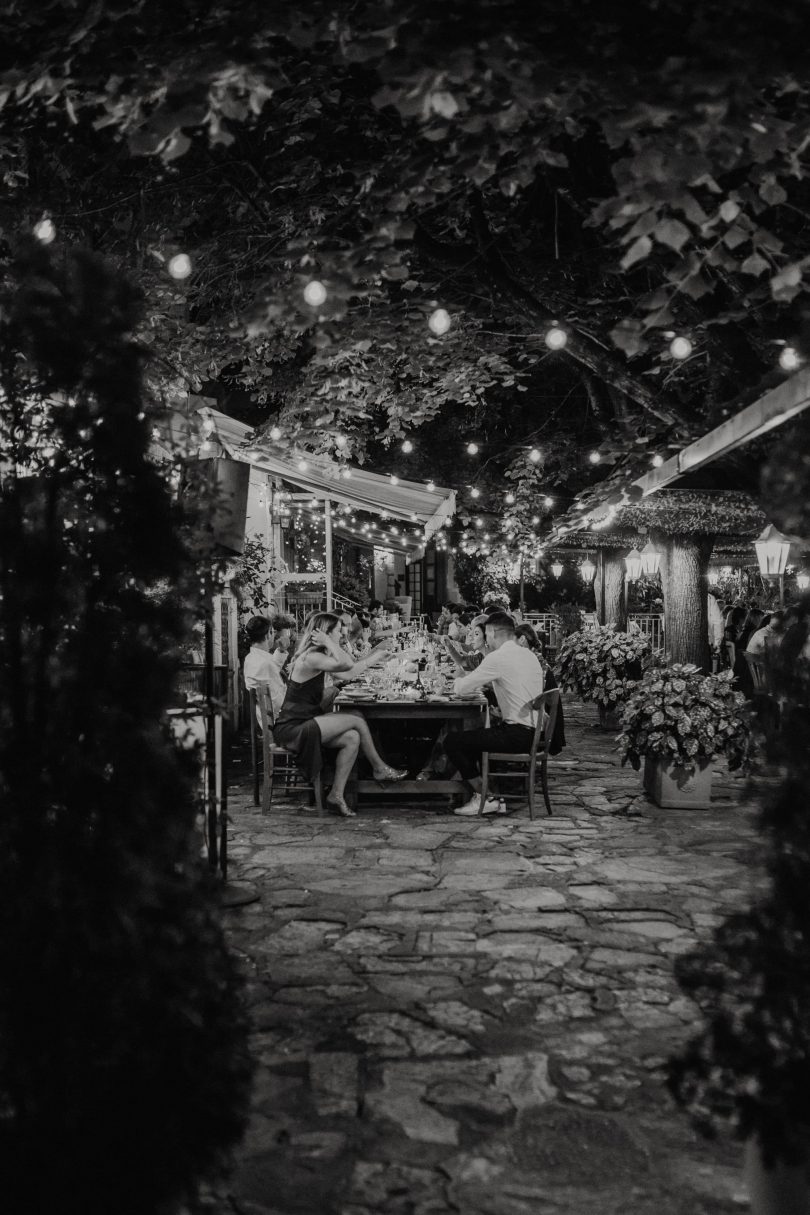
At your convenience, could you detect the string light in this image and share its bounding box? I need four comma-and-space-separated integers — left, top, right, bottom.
466, 442, 479, 455
270, 425, 282, 441
470, 487, 480, 498
168, 253, 192, 280
428, 308, 451, 336
589, 450, 601, 464
33, 218, 56, 244
545, 325, 567, 350
669, 336, 693, 360
543, 496, 554, 507
531, 515, 539, 524
390, 474, 399, 485
341, 468, 352, 478
779, 346, 802, 371
652, 453, 664, 467
529, 448, 541, 463
401, 439, 413, 453
426, 480, 435, 492
303, 280, 327, 307
505, 492, 515, 505
335, 434, 348, 449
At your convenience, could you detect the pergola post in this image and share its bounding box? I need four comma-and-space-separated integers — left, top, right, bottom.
324, 496, 334, 611
594, 548, 627, 628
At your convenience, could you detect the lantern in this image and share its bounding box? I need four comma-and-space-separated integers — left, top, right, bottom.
580, 556, 596, 583
624, 547, 642, 581
797, 571, 810, 591
639, 538, 661, 577
551, 562, 564, 578
707, 569, 720, 586
754, 525, 791, 578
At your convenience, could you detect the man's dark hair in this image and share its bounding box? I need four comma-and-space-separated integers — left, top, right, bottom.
270, 613, 295, 633
369, 598, 383, 612
486, 611, 516, 636
449, 603, 462, 616
246, 615, 272, 643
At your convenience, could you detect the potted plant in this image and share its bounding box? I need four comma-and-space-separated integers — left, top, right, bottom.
556, 622, 651, 728
617, 663, 751, 808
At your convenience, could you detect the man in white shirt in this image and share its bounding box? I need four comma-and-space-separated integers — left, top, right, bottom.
443, 612, 545, 816
746, 610, 784, 656
243, 616, 287, 722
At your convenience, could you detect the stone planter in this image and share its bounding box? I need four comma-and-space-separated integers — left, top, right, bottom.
597, 702, 623, 731
643, 755, 713, 809
745, 1136, 810, 1215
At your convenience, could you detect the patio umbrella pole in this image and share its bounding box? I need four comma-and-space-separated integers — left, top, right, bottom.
325, 496, 333, 610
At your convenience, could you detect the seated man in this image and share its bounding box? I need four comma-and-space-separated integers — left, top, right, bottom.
270, 613, 296, 672
243, 615, 287, 723
442, 611, 545, 817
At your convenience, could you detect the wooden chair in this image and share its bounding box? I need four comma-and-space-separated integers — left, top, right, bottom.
478, 689, 561, 819
249, 685, 323, 815
744, 651, 768, 693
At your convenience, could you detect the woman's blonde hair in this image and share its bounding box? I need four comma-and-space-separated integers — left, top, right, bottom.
293, 611, 341, 659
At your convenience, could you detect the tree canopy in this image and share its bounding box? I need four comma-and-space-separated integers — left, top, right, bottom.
2, 0, 809, 552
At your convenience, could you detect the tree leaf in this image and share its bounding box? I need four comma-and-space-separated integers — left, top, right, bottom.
621, 235, 652, 269
654, 218, 690, 252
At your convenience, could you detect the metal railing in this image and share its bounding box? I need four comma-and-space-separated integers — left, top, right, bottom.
629, 613, 665, 651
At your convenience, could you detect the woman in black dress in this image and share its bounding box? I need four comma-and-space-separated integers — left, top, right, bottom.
274, 612, 407, 816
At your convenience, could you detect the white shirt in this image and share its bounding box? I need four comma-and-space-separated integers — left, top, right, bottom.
243, 646, 286, 720
453, 639, 545, 727
746, 625, 778, 656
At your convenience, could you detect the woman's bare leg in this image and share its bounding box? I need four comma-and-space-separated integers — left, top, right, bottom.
315, 712, 392, 776
329, 729, 359, 799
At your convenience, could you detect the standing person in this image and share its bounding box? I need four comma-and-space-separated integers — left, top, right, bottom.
435, 603, 453, 636
274, 612, 407, 817
722, 606, 747, 672
746, 610, 784, 656
447, 604, 465, 640
441, 612, 545, 817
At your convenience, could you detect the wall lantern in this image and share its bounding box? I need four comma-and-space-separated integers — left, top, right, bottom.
624, 547, 642, 581
639, 538, 661, 577
797, 570, 810, 591
707, 569, 720, 586
580, 555, 596, 583
754, 525, 791, 579
551, 562, 564, 578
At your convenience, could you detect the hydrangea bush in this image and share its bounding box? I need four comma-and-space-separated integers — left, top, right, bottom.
556, 623, 651, 707
617, 663, 751, 775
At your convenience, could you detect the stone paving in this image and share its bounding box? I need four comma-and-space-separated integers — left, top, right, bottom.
211, 702, 766, 1215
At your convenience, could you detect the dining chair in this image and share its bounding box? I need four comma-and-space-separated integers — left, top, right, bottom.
478, 689, 561, 819
250, 685, 323, 814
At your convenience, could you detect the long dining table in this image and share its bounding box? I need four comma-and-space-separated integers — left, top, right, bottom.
333, 686, 488, 810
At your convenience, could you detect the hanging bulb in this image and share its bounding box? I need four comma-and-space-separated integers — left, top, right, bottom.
470, 487, 480, 499
529, 447, 541, 463
303, 280, 327, 306
466, 442, 479, 455
426, 480, 436, 492
779, 346, 802, 371
531, 515, 539, 524
545, 325, 568, 350
401, 439, 413, 453
543, 496, 554, 507
390, 474, 399, 485
669, 335, 693, 360
589, 450, 601, 464
652, 453, 664, 467
298, 458, 308, 471
428, 308, 451, 336
168, 253, 192, 279
335, 433, 348, 449
33, 217, 56, 244
270, 425, 282, 441
505, 492, 515, 505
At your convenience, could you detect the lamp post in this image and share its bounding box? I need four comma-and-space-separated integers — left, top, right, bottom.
754, 524, 791, 606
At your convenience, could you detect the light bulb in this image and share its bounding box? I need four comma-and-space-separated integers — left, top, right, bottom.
532, 515, 539, 524
474, 518, 483, 528
335, 434, 348, 448
779, 346, 802, 371
669, 335, 692, 360
470, 487, 480, 498
428, 308, 451, 336
426, 480, 436, 492
466, 442, 479, 455
529, 448, 541, 463
298, 458, 308, 471
303, 279, 327, 307
341, 468, 352, 478
390, 475, 399, 485
505, 492, 515, 504
270, 425, 282, 441
33, 218, 56, 244
545, 325, 567, 350
589, 450, 601, 464
543, 496, 554, 507
652, 453, 664, 467
401, 439, 413, 453
168, 253, 192, 279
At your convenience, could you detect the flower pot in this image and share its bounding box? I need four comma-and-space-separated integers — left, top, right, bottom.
597, 703, 622, 731
643, 755, 713, 809
745, 1136, 810, 1215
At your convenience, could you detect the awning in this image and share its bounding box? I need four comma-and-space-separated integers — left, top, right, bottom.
182, 408, 456, 542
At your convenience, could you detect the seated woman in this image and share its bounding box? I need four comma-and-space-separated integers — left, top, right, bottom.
443, 614, 489, 673
274, 611, 407, 817
514, 621, 544, 657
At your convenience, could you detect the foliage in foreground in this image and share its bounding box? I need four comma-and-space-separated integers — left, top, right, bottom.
617, 664, 751, 777
668, 598, 810, 1166
0, 244, 251, 1214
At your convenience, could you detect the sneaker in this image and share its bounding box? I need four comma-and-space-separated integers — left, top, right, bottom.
453, 796, 500, 817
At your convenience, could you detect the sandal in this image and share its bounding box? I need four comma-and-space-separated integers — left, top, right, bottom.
325, 795, 356, 818
373, 764, 409, 785
415, 769, 435, 782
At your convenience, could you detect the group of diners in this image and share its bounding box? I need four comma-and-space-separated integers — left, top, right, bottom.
243, 606, 562, 820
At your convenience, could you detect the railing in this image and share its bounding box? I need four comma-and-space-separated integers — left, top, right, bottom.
629, 613, 665, 651
333, 591, 361, 614
523, 612, 563, 649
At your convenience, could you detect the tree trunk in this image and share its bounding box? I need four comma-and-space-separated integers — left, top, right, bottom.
594, 551, 627, 628
659, 537, 712, 669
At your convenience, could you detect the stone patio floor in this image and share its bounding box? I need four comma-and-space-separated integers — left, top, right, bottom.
210, 701, 766, 1215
